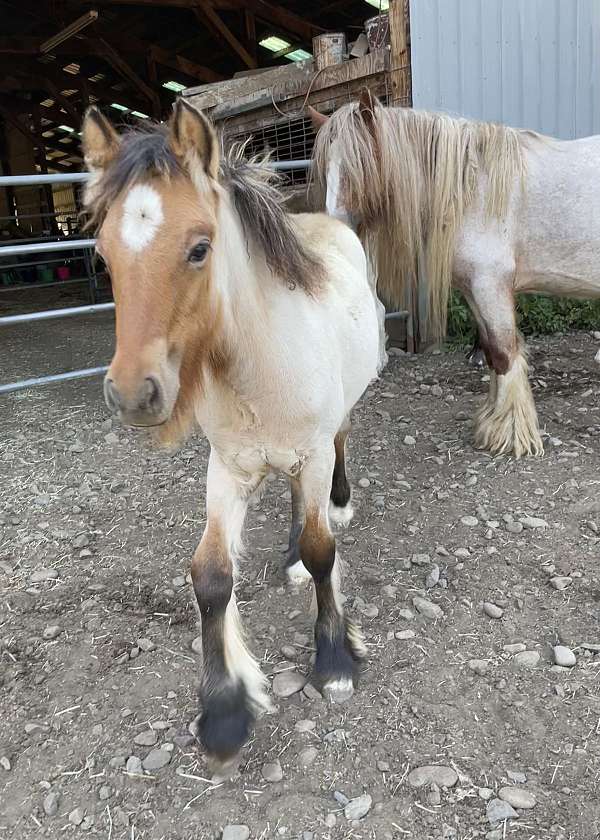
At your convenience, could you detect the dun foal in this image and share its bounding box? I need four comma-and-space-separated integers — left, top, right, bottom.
82, 101, 380, 768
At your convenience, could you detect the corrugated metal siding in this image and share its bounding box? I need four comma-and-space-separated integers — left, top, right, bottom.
410, 0, 600, 139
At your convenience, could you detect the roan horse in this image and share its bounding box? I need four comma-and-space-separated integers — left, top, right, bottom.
310, 90, 600, 458
81, 100, 380, 769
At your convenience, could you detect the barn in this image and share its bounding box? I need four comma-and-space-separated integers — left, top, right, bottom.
1, 5, 599, 840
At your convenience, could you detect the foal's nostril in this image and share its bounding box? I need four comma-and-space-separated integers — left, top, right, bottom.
141, 376, 162, 413
104, 378, 121, 413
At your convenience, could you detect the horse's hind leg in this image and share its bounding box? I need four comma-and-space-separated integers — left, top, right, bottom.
468, 278, 543, 458
299, 448, 366, 703
466, 331, 487, 368
329, 416, 353, 527
283, 477, 311, 584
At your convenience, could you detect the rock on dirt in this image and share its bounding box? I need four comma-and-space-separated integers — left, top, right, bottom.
261, 760, 283, 782
125, 756, 143, 775
134, 729, 159, 747
520, 516, 548, 529
499, 786, 536, 809
298, 747, 318, 767
344, 793, 372, 820
30, 568, 59, 583
412, 596, 443, 620
513, 651, 540, 668
487, 798, 519, 824
42, 625, 62, 640
142, 749, 171, 772
550, 576, 573, 590
408, 765, 458, 788
553, 645, 576, 667
222, 827, 250, 840
468, 659, 489, 676
483, 602, 503, 619
272, 671, 306, 698
43, 792, 60, 817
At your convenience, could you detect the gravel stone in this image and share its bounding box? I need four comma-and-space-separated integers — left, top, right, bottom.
520, 516, 548, 529
408, 765, 458, 788
468, 659, 489, 676
298, 747, 318, 767
461, 515, 479, 527
499, 787, 536, 809
99, 786, 112, 801
272, 671, 306, 698
358, 477, 370, 488
412, 596, 443, 620
125, 756, 143, 775
261, 759, 283, 782
478, 787, 494, 800
142, 749, 171, 772
513, 651, 540, 668
42, 625, 62, 640
487, 798, 519, 824
191, 636, 203, 655
69, 807, 85, 826
553, 645, 576, 667
550, 576, 572, 590
403, 435, 416, 446
0, 756, 11, 771
222, 827, 250, 840
507, 771, 527, 784
295, 719, 316, 732
425, 564, 440, 588
43, 791, 60, 816
483, 602, 504, 619
503, 643, 526, 654
137, 638, 155, 652
344, 793, 372, 820
134, 729, 159, 747
395, 629, 416, 640
30, 568, 59, 583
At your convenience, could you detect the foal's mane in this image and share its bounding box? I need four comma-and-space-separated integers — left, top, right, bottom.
85, 123, 321, 294
312, 102, 531, 339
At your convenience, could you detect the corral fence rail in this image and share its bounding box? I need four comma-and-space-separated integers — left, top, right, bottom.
0, 165, 406, 396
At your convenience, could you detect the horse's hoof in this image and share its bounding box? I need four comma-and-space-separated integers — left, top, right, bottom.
209, 753, 240, 783
322, 676, 355, 704
284, 558, 312, 585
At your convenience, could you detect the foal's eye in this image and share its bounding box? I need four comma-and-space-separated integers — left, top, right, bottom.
188, 240, 210, 266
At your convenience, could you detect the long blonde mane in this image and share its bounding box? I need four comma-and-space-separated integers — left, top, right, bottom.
312, 102, 527, 340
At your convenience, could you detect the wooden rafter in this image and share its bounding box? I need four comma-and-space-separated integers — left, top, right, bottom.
193, 4, 257, 69
95, 37, 161, 114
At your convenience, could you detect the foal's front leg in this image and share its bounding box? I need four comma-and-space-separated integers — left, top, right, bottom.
191, 451, 270, 769
299, 449, 366, 703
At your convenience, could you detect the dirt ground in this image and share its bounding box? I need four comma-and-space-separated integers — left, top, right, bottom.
1, 313, 599, 840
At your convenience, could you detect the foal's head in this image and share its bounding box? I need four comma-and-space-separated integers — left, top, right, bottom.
82, 101, 223, 433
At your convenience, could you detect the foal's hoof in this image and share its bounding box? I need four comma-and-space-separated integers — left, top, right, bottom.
285, 558, 312, 585
322, 676, 355, 704
192, 684, 254, 767
467, 348, 486, 368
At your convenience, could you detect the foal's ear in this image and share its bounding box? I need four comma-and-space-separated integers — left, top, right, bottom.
358, 88, 379, 123
82, 107, 120, 171
169, 99, 219, 180
307, 105, 329, 131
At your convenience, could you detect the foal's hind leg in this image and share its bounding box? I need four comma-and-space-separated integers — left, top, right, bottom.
299, 448, 366, 703
190, 452, 271, 770
468, 278, 543, 458
283, 477, 311, 584
329, 416, 354, 528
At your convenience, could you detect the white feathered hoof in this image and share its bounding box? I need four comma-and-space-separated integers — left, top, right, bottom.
322, 676, 355, 704
328, 500, 354, 529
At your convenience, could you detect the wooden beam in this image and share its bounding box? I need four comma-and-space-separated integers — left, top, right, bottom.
43, 79, 82, 125
244, 10, 257, 62
389, 0, 411, 107
193, 4, 256, 69
148, 44, 223, 83
218, 0, 321, 43
95, 37, 161, 115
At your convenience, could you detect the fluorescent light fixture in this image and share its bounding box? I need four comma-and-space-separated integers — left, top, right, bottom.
131, 110, 149, 119
40, 98, 54, 108
162, 80, 186, 93
59, 125, 75, 133
260, 35, 291, 53
365, 0, 389, 9
286, 49, 312, 62
40, 10, 98, 54
63, 63, 80, 75
110, 102, 129, 112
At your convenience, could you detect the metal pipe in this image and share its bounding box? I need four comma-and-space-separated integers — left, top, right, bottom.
0, 366, 108, 395
0, 173, 90, 187
0, 239, 96, 257
0, 302, 114, 326
0, 160, 310, 189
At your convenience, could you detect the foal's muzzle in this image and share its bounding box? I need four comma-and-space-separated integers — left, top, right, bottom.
104, 374, 167, 427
